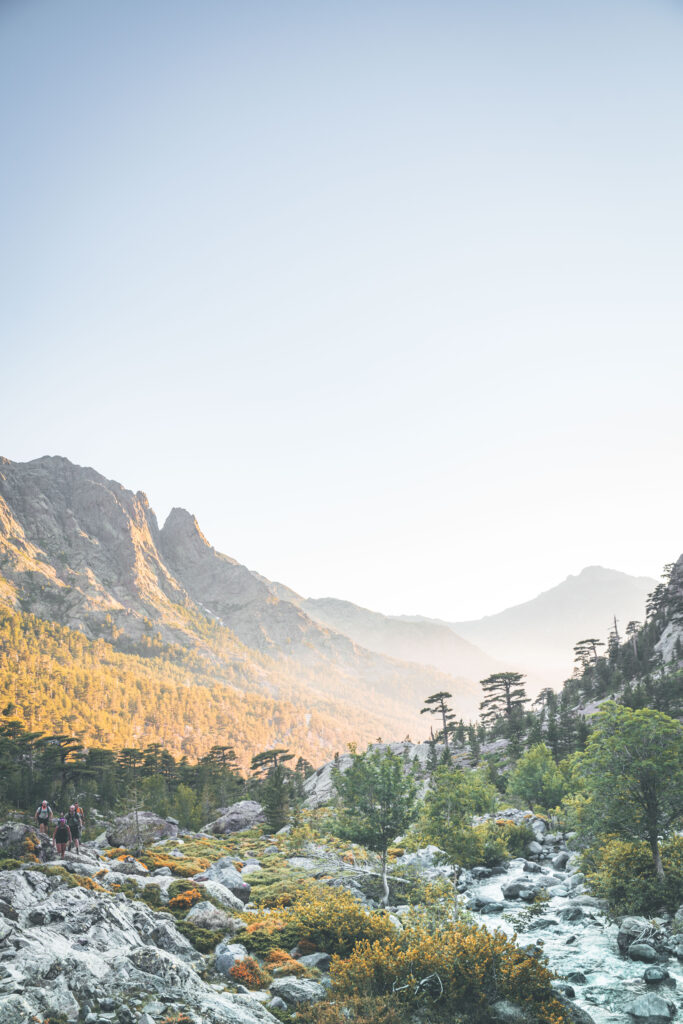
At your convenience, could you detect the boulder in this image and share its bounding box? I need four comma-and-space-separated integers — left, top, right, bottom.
269, 976, 326, 1005
629, 942, 658, 963
106, 812, 178, 849
618, 917, 655, 955
501, 879, 536, 900
203, 801, 265, 835
527, 841, 543, 856
644, 967, 672, 986
109, 855, 149, 876
626, 994, 676, 1023
199, 878, 248, 911
0, 822, 53, 863
552, 851, 570, 870
298, 952, 331, 971
198, 857, 251, 903
185, 901, 235, 931
491, 1000, 530, 1023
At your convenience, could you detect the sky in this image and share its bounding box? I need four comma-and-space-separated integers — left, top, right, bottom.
1, 0, 682, 620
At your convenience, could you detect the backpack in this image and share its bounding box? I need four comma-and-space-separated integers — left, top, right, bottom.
37, 805, 51, 820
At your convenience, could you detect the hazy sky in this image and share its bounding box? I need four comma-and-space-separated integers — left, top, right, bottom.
2, 0, 682, 619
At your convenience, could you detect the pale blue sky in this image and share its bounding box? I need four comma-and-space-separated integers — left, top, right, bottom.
2, 0, 682, 618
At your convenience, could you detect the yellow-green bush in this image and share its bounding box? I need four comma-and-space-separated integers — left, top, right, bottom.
330, 920, 567, 1024
435, 820, 533, 869
242, 884, 397, 958
582, 836, 683, 916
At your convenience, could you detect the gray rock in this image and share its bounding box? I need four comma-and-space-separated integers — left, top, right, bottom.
199, 857, 251, 902
106, 812, 178, 849
629, 942, 658, 963
269, 996, 288, 1011
0, 823, 53, 863
527, 841, 543, 856
198, 878, 247, 911
551, 981, 575, 998
203, 801, 266, 836
644, 967, 672, 985
269, 976, 325, 1005
501, 879, 536, 900
298, 952, 331, 971
109, 856, 149, 876
626, 993, 676, 1023
185, 901, 234, 931
618, 917, 656, 955
491, 999, 530, 1022
552, 851, 570, 870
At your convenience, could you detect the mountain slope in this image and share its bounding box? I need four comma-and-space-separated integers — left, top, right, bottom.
0, 456, 481, 757
289, 594, 501, 693
447, 566, 657, 689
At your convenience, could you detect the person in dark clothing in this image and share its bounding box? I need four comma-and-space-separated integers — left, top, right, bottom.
66, 805, 82, 853
53, 817, 72, 858
35, 800, 53, 833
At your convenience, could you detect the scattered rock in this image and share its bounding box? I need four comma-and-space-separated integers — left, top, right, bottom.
269, 976, 326, 1005
626, 993, 676, 1023
185, 901, 235, 931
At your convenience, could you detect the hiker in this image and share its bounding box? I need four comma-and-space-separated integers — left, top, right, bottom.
75, 802, 86, 829
66, 805, 82, 854
53, 817, 72, 858
35, 800, 53, 833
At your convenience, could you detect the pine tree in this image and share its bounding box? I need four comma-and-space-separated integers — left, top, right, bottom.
420, 692, 455, 750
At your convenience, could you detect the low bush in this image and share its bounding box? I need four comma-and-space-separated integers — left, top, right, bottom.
265, 947, 310, 976
435, 820, 534, 869
176, 920, 223, 952
167, 887, 203, 911
296, 995, 406, 1024
0, 858, 22, 871
229, 956, 271, 989
242, 884, 396, 958
582, 835, 683, 916
330, 919, 567, 1024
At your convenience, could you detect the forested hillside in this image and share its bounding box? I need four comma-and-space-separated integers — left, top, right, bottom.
0, 607, 406, 764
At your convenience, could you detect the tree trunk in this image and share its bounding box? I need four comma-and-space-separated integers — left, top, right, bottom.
441, 707, 450, 750
381, 850, 390, 907
649, 832, 665, 881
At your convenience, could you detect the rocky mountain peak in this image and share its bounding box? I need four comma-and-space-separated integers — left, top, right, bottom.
161, 506, 213, 551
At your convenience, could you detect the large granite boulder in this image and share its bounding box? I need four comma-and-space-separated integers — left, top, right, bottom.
106, 812, 178, 849
203, 801, 265, 835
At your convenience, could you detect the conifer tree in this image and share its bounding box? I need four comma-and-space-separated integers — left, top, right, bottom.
420, 692, 454, 750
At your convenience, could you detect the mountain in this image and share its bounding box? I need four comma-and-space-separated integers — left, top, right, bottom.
261, 589, 501, 698
444, 566, 658, 690
0, 455, 480, 761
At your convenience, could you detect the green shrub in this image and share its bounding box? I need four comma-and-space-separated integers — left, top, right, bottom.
176, 920, 223, 952
242, 883, 397, 958
582, 835, 683, 915
506, 744, 568, 812
330, 919, 567, 1024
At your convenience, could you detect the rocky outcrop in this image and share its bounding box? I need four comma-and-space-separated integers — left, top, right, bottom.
203, 800, 266, 835
0, 822, 53, 862
0, 867, 277, 1024
107, 811, 179, 849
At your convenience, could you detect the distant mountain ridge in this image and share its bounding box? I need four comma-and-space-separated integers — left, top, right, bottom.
446, 566, 657, 688
0, 455, 480, 759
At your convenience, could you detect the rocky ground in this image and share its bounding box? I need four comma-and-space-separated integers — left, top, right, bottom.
0, 802, 681, 1024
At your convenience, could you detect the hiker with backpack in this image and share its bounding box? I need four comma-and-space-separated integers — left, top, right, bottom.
66, 805, 83, 853
53, 817, 72, 858
35, 800, 53, 833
